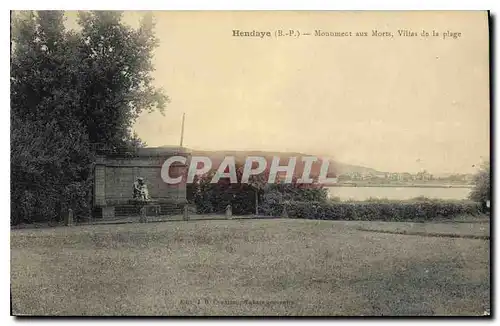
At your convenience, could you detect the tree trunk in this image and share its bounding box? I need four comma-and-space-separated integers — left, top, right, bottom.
255, 189, 259, 215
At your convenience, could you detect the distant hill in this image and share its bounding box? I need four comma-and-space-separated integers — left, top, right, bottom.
328, 160, 386, 175
189, 149, 385, 177
141, 147, 385, 176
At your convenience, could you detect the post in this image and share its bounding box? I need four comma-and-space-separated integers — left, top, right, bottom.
183, 205, 189, 221
255, 189, 259, 216
65, 208, 74, 226
180, 113, 185, 147
281, 203, 288, 218
226, 204, 232, 220
139, 205, 147, 223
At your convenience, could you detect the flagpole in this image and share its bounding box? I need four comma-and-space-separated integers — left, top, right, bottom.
180, 113, 185, 147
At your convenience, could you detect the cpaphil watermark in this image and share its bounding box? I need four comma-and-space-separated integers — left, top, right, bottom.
161, 156, 338, 185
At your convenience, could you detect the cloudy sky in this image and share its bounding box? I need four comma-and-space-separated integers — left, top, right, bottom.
66, 11, 490, 174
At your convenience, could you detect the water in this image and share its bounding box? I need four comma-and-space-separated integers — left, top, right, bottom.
327, 186, 471, 201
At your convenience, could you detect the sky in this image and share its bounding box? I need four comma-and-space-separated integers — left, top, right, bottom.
64, 11, 489, 174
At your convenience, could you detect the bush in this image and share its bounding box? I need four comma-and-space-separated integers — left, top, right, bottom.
469, 161, 490, 210
268, 183, 328, 203
11, 117, 94, 225
191, 171, 329, 215
260, 190, 284, 217
262, 199, 481, 222
190, 169, 257, 215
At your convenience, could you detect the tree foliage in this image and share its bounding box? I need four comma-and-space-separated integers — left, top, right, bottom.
188, 165, 328, 215
469, 161, 490, 205
189, 164, 255, 214
11, 11, 166, 224
74, 11, 168, 149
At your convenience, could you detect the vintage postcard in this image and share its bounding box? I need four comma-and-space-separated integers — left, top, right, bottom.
10, 11, 490, 316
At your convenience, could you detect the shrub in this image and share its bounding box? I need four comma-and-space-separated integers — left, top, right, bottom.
260, 190, 284, 217
191, 171, 329, 215
263, 199, 481, 222
469, 161, 490, 211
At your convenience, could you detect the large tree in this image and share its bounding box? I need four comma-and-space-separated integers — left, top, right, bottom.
10, 11, 167, 224
74, 11, 168, 150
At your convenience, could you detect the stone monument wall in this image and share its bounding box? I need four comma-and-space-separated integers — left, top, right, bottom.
93, 151, 189, 209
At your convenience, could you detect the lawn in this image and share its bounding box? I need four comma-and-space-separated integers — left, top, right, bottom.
11, 218, 490, 316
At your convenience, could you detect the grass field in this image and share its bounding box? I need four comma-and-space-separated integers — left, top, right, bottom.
11, 218, 490, 316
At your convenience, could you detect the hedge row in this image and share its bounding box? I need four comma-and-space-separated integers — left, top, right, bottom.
262, 200, 482, 221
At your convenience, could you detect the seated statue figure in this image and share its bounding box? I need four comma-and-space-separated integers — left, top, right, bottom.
133, 177, 150, 202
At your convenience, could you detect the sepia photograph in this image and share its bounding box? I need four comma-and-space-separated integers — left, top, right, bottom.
10, 10, 491, 317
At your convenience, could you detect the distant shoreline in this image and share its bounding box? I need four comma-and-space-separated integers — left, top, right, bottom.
328, 183, 473, 189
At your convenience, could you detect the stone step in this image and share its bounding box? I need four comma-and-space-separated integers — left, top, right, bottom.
93, 202, 185, 218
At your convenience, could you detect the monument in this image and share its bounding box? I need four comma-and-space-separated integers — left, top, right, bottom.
92, 146, 190, 219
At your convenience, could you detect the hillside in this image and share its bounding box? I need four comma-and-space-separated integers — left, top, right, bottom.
189, 149, 384, 177
329, 160, 386, 175
139, 146, 385, 177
